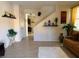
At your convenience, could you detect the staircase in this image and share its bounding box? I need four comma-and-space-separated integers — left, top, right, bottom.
34, 11, 55, 27
32, 6, 56, 28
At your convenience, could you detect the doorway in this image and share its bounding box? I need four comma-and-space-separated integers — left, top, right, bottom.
25, 13, 35, 37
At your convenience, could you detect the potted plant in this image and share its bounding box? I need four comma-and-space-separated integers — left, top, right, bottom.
62, 24, 76, 36
7, 29, 17, 44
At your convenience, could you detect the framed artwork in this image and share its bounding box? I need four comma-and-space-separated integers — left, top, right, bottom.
61, 11, 67, 24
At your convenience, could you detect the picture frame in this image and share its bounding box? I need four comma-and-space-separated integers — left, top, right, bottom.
61, 11, 67, 24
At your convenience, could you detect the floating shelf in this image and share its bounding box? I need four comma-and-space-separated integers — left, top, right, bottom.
44, 25, 58, 27
44, 19, 58, 27
2, 16, 16, 19
2, 12, 16, 19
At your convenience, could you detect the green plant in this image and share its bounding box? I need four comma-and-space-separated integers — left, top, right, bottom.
62, 24, 76, 36
7, 29, 17, 37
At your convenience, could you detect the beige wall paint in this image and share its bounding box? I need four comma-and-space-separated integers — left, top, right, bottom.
24, 6, 56, 37
0, 2, 14, 48
13, 4, 21, 42
24, 6, 56, 26
0, 2, 24, 48
0, 2, 72, 47
34, 5, 71, 41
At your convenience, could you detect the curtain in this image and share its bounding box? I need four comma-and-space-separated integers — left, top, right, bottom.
71, 6, 77, 25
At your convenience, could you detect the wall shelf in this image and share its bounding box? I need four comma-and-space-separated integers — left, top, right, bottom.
2, 12, 16, 19
44, 25, 58, 27
2, 16, 16, 19
44, 19, 58, 27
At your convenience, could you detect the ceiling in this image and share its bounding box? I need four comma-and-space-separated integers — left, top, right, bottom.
9, 1, 79, 8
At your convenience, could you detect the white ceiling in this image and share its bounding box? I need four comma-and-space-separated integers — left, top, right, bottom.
9, 1, 78, 6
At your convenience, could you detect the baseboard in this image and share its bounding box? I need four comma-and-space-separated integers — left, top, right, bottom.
34, 40, 59, 43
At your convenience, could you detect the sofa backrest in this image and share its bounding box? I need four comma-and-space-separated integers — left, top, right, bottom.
71, 31, 79, 41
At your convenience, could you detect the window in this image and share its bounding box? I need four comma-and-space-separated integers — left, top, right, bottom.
72, 6, 79, 31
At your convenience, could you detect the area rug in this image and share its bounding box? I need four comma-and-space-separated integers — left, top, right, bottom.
38, 47, 69, 58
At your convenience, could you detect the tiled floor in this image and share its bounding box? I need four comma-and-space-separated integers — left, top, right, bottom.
2, 36, 76, 58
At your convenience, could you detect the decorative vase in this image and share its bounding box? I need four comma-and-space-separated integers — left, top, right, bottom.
59, 33, 64, 43
48, 20, 51, 26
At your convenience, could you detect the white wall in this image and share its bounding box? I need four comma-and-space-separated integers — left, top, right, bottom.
19, 6, 26, 38
13, 4, 22, 42
24, 6, 55, 26
0, 2, 25, 48
35, 6, 56, 22
25, 14, 29, 37
34, 5, 71, 41
0, 2, 14, 48
23, 6, 56, 37
20, 7, 35, 37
